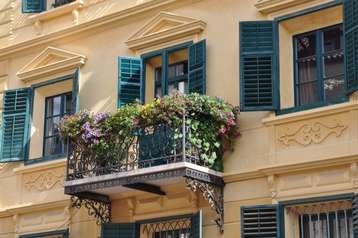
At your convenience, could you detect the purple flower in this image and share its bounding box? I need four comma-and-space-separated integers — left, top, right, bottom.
94, 112, 110, 124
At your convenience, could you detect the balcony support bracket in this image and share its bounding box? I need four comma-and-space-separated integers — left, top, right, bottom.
71, 192, 111, 225
185, 177, 224, 234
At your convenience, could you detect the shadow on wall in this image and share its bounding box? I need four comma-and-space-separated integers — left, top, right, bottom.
80, 70, 116, 113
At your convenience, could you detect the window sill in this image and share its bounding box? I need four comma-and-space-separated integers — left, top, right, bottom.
262, 98, 354, 126
13, 157, 66, 174
28, 0, 84, 34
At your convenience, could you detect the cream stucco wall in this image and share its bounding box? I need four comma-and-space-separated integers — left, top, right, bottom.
0, 0, 357, 237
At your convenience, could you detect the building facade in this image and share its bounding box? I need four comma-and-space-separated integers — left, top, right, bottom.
0, 0, 357, 237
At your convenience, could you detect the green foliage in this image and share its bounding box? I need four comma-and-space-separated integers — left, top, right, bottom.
60, 93, 240, 171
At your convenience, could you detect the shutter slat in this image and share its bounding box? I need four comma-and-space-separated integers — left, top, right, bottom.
1, 88, 31, 162
118, 57, 142, 107
189, 40, 206, 95
241, 206, 279, 238
240, 21, 277, 111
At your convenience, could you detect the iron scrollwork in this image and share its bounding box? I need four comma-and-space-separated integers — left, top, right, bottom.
71, 196, 111, 224
185, 178, 224, 234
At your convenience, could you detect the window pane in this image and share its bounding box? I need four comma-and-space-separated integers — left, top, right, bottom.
65, 94, 72, 114
324, 26, 343, 52
155, 86, 162, 98
52, 96, 61, 116
45, 116, 60, 136
44, 136, 62, 156
297, 33, 316, 58
324, 52, 344, 78
299, 82, 320, 105
324, 75, 345, 102
298, 58, 317, 83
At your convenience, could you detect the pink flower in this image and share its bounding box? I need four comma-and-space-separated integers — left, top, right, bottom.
218, 127, 227, 135
133, 118, 140, 126
226, 118, 236, 127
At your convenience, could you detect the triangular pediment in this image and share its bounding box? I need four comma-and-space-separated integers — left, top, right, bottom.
126, 12, 206, 51
17, 46, 86, 82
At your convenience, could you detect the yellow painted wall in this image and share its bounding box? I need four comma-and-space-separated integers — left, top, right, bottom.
0, 0, 357, 237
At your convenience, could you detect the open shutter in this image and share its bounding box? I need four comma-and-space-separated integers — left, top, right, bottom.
72, 70, 79, 113
118, 57, 142, 107
353, 194, 358, 238
22, 0, 46, 13
102, 223, 139, 238
189, 40, 206, 94
344, 0, 358, 94
1, 88, 31, 162
241, 205, 280, 238
240, 21, 278, 111
191, 210, 203, 238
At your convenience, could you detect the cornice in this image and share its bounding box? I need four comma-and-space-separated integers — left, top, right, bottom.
224, 155, 358, 183
0, 200, 70, 218
255, 0, 316, 13
262, 100, 358, 126
0, 0, 180, 59
13, 158, 66, 174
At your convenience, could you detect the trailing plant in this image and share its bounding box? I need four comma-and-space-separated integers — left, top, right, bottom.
59, 93, 240, 171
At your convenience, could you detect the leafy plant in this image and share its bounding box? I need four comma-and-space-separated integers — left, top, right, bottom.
59, 93, 240, 171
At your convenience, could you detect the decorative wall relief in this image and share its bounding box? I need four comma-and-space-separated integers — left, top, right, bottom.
24, 168, 65, 192
278, 120, 347, 146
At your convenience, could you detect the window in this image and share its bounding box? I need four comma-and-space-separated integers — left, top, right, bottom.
294, 25, 345, 107
52, 0, 75, 8
19, 230, 69, 238
153, 230, 190, 238
286, 200, 353, 238
154, 61, 188, 97
144, 46, 189, 102
43, 92, 72, 157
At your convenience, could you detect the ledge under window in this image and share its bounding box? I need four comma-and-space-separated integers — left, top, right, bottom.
24, 154, 66, 166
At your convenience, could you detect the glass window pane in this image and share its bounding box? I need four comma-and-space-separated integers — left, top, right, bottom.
45, 116, 60, 137
168, 65, 176, 79
324, 75, 345, 102
155, 86, 162, 98
299, 82, 320, 105
52, 96, 61, 115
324, 52, 344, 78
324, 26, 343, 52
178, 81, 186, 94
168, 83, 176, 95
298, 58, 317, 83
65, 94, 72, 114
44, 136, 62, 156
297, 33, 316, 58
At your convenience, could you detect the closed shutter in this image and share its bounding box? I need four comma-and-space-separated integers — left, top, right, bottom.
1, 88, 31, 162
241, 205, 280, 238
189, 40, 206, 94
22, 0, 46, 13
353, 194, 358, 238
191, 210, 203, 238
240, 21, 278, 111
344, 0, 358, 94
102, 223, 139, 238
118, 57, 142, 107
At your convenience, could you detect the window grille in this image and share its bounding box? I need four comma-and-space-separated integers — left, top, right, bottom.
142, 217, 192, 238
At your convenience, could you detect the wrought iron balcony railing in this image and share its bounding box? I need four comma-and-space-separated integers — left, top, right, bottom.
52, 0, 76, 8
66, 117, 211, 181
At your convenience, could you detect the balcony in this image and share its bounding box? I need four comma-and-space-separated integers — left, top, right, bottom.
62, 94, 240, 233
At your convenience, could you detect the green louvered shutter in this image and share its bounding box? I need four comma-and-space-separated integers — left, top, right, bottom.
188, 40, 206, 94
102, 223, 139, 238
240, 21, 278, 111
241, 205, 280, 238
1, 88, 31, 162
344, 0, 358, 94
353, 194, 358, 238
191, 210, 203, 238
118, 57, 142, 107
22, 0, 46, 13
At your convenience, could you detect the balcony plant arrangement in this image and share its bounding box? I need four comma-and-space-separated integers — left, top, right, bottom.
60, 93, 240, 177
